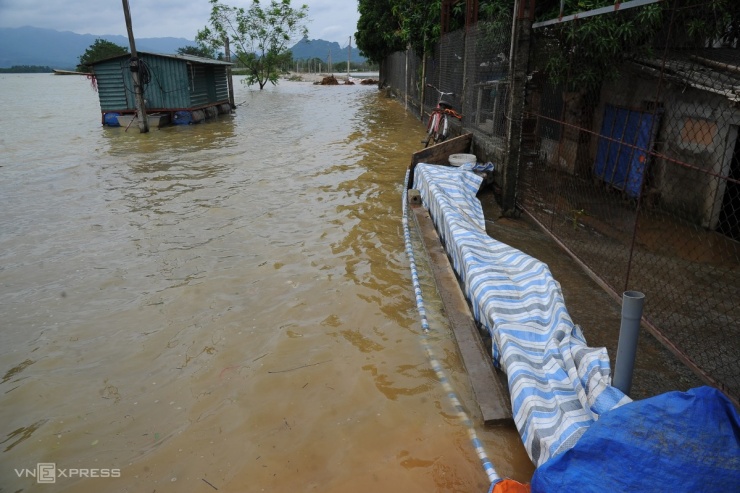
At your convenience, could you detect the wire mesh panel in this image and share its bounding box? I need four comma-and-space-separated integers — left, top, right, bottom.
383, 51, 409, 101
422, 48, 440, 113
406, 49, 423, 116
436, 30, 466, 117
464, 22, 510, 138
522, 0, 740, 402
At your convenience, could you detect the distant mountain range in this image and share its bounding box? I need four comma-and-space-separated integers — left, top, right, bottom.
290, 37, 366, 65
0, 27, 190, 69
0, 27, 365, 69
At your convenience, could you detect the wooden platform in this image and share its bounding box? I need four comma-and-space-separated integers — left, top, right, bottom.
116, 113, 171, 129
407, 133, 474, 188
409, 198, 512, 425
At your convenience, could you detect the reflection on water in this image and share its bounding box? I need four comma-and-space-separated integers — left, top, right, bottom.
0, 74, 533, 492
2, 419, 48, 453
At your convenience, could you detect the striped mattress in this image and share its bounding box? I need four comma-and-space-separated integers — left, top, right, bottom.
412, 163, 631, 467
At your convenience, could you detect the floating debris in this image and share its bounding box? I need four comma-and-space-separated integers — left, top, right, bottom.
315, 75, 339, 85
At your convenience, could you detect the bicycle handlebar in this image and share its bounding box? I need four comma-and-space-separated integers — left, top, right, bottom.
426, 83, 455, 98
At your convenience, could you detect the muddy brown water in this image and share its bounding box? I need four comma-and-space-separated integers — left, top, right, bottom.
0, 74, 532, 492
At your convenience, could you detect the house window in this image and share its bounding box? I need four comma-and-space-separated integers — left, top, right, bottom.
680, 117, 717, 148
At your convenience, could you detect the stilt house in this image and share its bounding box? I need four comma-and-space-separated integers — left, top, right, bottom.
89, 52, 233, 127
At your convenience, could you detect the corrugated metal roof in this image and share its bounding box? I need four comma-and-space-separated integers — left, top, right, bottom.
89, 51, 232, 67
632, 49, 740, 103
166, 53, 233, 66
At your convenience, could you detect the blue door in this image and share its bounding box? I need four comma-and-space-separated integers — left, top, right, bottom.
594, 105, 661, 198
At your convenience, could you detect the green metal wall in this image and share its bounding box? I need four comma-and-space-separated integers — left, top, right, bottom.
213, 67, 229, 101
141, 55, 191, 109
93, 59, 129, 112
93, 54, 230, 112
190, 65, 209, 107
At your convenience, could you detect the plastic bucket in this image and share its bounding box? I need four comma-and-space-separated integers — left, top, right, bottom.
103, 112, 121, 127
449, 153, 477, 167
173, 111, 193, 125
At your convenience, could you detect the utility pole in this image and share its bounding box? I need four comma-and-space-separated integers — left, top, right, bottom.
328, 49, 332, 75
347, 36, 351, 78
121, 0, 148, 133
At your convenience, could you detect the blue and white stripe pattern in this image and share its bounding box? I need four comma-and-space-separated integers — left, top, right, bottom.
412, 163, 631, 467
402, 171, 500, 485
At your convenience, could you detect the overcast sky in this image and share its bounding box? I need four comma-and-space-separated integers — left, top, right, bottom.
0, 0, 360, 46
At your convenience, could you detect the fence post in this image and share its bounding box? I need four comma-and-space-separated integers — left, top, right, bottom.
420, 50, 427, 121
502, 0, 533, 214
460, 30, 469, 118
405, 44, 409, 111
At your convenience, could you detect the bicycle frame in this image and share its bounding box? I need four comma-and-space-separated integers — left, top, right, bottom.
423, 84, 462, 148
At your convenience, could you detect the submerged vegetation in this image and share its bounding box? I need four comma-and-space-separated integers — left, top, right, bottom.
197, 0, 309, 89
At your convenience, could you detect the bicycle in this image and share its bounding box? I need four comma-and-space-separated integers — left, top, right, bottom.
423, 83, 463, 148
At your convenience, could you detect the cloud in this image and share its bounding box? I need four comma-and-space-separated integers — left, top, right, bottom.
0, 0, 359, 45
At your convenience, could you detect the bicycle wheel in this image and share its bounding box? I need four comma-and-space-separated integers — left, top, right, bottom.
424, 112, 440, 148
434, 114, 448, 144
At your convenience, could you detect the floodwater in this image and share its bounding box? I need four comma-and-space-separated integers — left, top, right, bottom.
0, 74, 532, 492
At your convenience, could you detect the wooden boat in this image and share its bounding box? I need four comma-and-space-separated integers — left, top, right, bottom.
405, 133, 513, 425
53, 69, 88, 75
407, 132, 474, 188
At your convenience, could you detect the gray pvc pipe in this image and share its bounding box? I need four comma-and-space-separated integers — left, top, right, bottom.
613, 291, 646, 396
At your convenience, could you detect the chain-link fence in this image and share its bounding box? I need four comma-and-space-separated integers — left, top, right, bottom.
522, 0, 740, 403
381, 1, 739, 406
463, 23, 511, 141
383, 50, 423, 118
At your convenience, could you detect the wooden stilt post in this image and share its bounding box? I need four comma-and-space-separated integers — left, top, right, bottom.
224, 36, 235, 110
347, 36, 351, 79
121, 0, 148, 133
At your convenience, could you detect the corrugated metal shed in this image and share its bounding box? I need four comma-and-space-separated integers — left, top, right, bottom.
89, 51, 233, 123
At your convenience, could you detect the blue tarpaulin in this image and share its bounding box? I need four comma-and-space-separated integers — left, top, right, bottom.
532, 386, 740, 492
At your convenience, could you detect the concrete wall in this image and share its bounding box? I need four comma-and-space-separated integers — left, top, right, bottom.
596, 67, 740, 228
